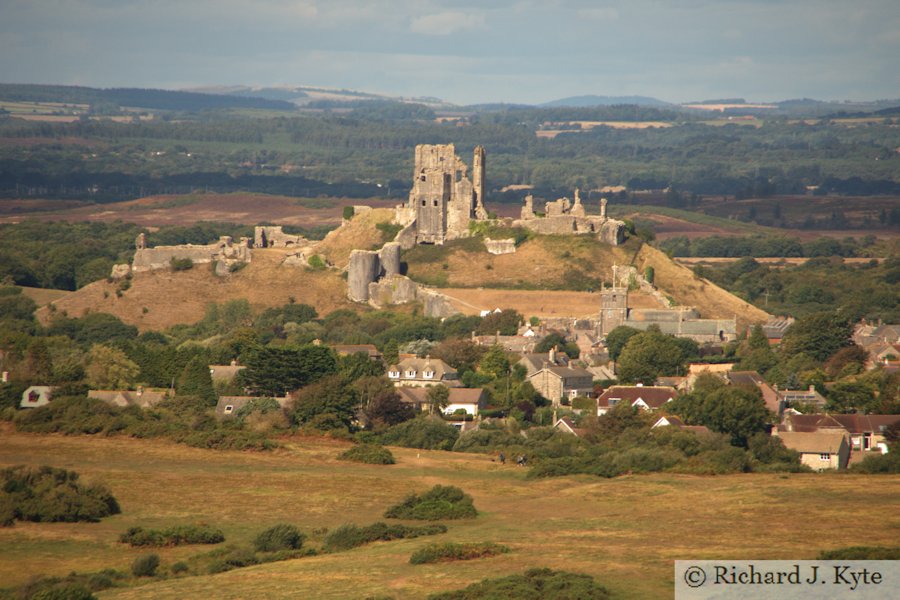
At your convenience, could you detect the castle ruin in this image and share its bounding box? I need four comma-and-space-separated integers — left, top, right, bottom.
254, 226, 306, 248
396, 144, 489, 244
116, 233, 252, 277
515, 188, 625, 245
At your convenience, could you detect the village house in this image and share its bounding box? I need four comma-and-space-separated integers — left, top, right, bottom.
760, 316, 794, 345
395, 386, 487, 416
517, 347, 570, 377
651, 414, 711, 435
216, 396, 289, 419
726, 371, 781, 415
554, 416, 588, 437
387, 355, 460, 387
772, 430, 850, 470
208, 361, 246, 384
19, 385, 54, 409
777, 385, 827, 412
331, 344, 383, 361
528, 364, 594, 406
88, 387, 168, 409
778, 413, 899, 457
596, 385, 678, 415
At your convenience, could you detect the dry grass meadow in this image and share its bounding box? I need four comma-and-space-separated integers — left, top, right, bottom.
1, 426, 897, 599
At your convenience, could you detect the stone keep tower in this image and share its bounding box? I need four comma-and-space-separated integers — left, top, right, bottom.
408, 144, 487, 244
599, 266, 628, 335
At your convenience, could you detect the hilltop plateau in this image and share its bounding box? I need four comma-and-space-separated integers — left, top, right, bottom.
35, 207, 769, 331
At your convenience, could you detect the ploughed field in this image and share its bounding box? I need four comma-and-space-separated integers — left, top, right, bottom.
1, 427, 897, 599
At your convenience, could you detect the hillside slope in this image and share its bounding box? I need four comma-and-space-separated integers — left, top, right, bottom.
633, 243, 770, 328
35, 249, 352, 331
35, 213, 769, 331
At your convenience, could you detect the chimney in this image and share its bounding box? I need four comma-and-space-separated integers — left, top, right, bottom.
809, 385, 816, 392
230, 359, 237, 366
549, 346, 557, 364
136, 386, 144, 396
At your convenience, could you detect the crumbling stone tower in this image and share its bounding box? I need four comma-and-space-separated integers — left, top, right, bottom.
407, 144, 487, 244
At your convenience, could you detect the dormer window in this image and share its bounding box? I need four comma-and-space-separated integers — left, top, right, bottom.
405, 370, 417, 378
224, 405, 234, 415
388, 370, 400, 379
608, 398, 620, 406
423, 370, 434, 379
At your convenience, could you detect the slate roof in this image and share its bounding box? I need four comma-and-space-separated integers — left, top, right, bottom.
88, 388, 167, 408
597, 385, 677, 409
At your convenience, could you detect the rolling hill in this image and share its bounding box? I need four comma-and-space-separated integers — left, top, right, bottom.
36, 210, 770, 331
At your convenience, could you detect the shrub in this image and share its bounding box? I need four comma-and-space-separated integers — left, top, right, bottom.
410, 542, 510, 565
380, 416, 459, 450
131, 554, 160, 577
384, 485, 477, 521
119, 524, 225, 547
171, 561, 189, 574
338, 444, 395, 465
342, 206, 355, 220
307, 254, 326, 270
323, 522, 447, 552
31, 585, 97, 600
818, 546, 900, 560
254, 524, 306, 552
170, 257, 193, 271
0, 465, 120, 526
428, 567, 610, 600
849, 450, 900, 473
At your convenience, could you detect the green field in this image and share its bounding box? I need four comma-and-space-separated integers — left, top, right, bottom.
1, 427, 897, 599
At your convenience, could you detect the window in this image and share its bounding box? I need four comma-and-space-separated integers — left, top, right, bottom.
27, 391, 40, 403
608, 398, 620, 406
405, 370, 416, 378
224, 405, 234, 414
423, 370, 434, 379
433, 199, 439, 206
819, 453, 830, 460
388, 370, 400, 379
421, 199, 426, 206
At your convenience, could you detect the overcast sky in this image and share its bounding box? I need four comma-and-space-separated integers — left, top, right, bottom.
2, 0, 898, 105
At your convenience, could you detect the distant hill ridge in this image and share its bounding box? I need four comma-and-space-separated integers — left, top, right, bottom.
540, 94, 670, 107
0, 83, 295, 111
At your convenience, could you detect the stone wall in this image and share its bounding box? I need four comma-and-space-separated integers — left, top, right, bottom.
484, 237, 516, 255
347, 249, 381, 302
254, 226, 306, 248
131, 236, 251, 274
514, 191, 625, 245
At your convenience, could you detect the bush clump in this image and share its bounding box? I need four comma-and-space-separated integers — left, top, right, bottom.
131, 554, 160, 577
338, 444, 395, 465
384, 485, 477, 521
410, 542, 510, 565
0, 465, 120, 526
380, 416, 459, 450
323, 522, 447, 552
119, 524, 225, 547
428, 567, 610, 600
254, 524, 306, 552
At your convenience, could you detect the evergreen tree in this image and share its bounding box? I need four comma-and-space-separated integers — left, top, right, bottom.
177, 355, 217, 405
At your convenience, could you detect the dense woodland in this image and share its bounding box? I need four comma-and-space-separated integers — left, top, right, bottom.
3, 91, 900, 208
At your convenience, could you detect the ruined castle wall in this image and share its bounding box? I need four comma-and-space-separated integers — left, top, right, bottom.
484, 237, 516, 255
420, 289, 461, 318
394, 221, 418, 250
133, 246, 219, 272
255, 226, 306, 248
347, 250, 380, 302
379, 242, 402, 276
368, 275, 418, 307
599, 220, 626, 245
